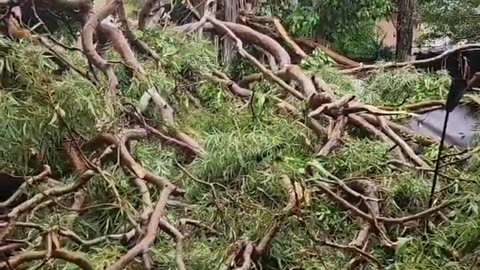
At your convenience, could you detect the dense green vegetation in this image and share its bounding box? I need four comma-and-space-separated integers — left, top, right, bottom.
3, 0, 480, 269
2, 24, 480, 269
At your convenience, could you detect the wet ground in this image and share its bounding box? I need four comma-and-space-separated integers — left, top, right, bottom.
408, 105, 480, 148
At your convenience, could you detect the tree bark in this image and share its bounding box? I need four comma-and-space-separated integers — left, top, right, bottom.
395, 0, 416, 61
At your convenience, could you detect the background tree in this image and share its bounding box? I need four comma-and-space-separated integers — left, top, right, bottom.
418, 0, 480, 43
396, 0, 417, 61
259, 0, 393, 59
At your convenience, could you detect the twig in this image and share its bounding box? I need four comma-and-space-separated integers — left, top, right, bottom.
3, 170, 95, 242
308, 95, 355, 118
348, 115, 407, 162
179, 218, 217, 235
59, 228, 136, 247
323, 241, 383, 269
315, 180, 457, 225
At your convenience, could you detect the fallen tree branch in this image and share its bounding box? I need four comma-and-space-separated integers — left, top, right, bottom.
316, 181, 458, 225
0, 165, 51, 209
317, 116, 347, 156
343, 44, 480, 74
244, 16, 307, 58
86, 131, 187, 192
81, 0, 121, 96
107, 185, 175, 270
0, 249, 94, 270
180, 19, 292, 69
376, 116, 430, 168
241, 15, 360, 67
159, 218, 187, 270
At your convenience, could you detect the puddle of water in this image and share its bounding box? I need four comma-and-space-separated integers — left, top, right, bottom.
408, 105, 480, 148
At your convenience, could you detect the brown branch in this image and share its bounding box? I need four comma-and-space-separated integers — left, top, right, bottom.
117, 0, 162, 64
191, 20, 292, 69
343, 44, 480, 74
179, 218, 217, 235
235, 243, 254, 270
376, 116, 430, 168
0, 170, 94, 243
242, 15, 360, 67
348, 115, 407, 162
349, 222, 371, 248
340, 104, 416, 117
271, 18, 307, 58
64, 140, 88, 173
317, 116, 347, 156
308, 95, 355, 118
142, 125, 205, 157
235, 64, 317, 99
205, 17, 303, 100
0, 165, 51, 209
107, 185, 175, 270
133, 178, 153, 224
6, 170, 94, 221
59, 228, 136, 246
316, 181, 458, 225
0, 249, 94, 270
211, 70, 253, 98
0, 242, 27, 254
360, 114, 437, 146
81, 0, 120, 96
208, 69, 326, 137
237, 73, 263, 88
186, 0, 214, 34
87, 131, 185, 192
378, 100, 446, 112
282, 64, 317, 98
159, 219, 186, 270
99, 21, 146, 78
138, 0, 159, 30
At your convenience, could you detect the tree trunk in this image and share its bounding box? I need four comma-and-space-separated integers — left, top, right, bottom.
396, 0, 416, 62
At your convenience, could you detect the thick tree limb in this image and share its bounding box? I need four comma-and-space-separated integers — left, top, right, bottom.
182, 20, 292, 69
81, 0, 121, 95
107, 185, 174, 270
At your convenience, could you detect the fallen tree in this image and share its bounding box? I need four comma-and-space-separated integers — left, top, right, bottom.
0, 0, 479, 269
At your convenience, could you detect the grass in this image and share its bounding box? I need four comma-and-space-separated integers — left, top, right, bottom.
2, 27, 480, 270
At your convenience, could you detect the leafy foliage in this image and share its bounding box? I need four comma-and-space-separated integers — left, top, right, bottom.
418, 0, 480, 42
260, 0, 392, 57
363, 68, 451, 105
4, 18, 480, 270
0, 39, 117, 174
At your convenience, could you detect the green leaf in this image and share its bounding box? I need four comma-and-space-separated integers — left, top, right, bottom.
395, 237, 413, 254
